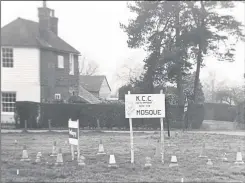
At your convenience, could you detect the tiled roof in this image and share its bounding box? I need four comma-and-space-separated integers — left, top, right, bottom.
79, 75, 111, 92
1, 18, 80, 54
78, 85, 101, 104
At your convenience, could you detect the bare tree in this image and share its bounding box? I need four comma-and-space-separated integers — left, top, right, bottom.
79, 56, 99, 76
115, 58, 144, 86
203, 71, 217, 103
214, 84, 245, 105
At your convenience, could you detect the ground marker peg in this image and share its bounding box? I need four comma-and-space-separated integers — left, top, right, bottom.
144, 157, 152, 169
207, 159, 213, 166
20, 145, 31, 161
55, 148, 64, 166
169, 155, 178, 167
97, 139, 106, 155
50, 141, 57, 157
199, 143, 207, 158
108, 154, 118, 168
235, 147, 244, 165
222, 153, 228, 162
78, 155, 86, 166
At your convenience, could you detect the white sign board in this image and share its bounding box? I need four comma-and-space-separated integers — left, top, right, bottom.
68, 119, 79, 145
125, 94, 165, 118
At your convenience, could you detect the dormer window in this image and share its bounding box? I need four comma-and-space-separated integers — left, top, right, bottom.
2, 47, 14, 68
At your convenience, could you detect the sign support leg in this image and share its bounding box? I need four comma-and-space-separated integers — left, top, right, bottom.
160, 117, 164, 164
129, 118, 134, 164
128, 91, 134, 164
160, 90, 164, 163
71, 145, 74, 161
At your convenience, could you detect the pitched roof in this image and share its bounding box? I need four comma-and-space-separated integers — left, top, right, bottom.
1, 18, 80, 54
79, 75, 111, 92
78, 85, 101, 104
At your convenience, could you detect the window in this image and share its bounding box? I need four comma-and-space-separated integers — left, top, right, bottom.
1, 92, 16, 112
54, 93, 61, 100
2, 47, 14, 68
69, 53, 74, 75
57, 55, 64, 68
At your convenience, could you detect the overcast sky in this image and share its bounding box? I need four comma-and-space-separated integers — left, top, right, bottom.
1, 1, 245, 94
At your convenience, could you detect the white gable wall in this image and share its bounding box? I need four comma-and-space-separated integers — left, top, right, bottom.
99, 78, 111, 99
1, 47, 40, 124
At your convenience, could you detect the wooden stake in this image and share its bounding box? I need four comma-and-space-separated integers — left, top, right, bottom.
77, 119, 80, 162
24, 120, 27, 132
48, 119, 52, 131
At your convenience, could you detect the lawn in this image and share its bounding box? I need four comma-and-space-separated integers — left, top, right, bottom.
1, 131, 245, 182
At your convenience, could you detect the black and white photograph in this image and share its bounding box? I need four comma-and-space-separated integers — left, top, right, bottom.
1, 0, 245, 182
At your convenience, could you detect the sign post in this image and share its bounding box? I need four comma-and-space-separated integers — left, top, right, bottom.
68, 119, 80, 162
125, 91, 165, 164
128, 91, 134, 164
184, 97, 188, 130
160, 90, 164, 163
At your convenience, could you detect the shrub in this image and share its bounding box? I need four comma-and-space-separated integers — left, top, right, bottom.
15, 101, 39, 128
188, 104, 205, 129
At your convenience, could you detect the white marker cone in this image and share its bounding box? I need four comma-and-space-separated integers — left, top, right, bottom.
97, 140, 106, 155
222, 153, 228, 162
169, 155, 178, 167
20, 145, 31, 161
50, 141, 57, 156
235, 147, 244, 165
55, 148, 64, 166
17, 169, 19, 175
78, 155, 86, 166
144, 157, 152, 168
207, 159, 213, 166
108, 154, 118, 168
181, 178, 184, 183
37, 152, 42, 157
35, 152, 41, 163
199, 143, 207, 158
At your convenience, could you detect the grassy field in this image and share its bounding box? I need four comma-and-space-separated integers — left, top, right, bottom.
1, 131, 245, 182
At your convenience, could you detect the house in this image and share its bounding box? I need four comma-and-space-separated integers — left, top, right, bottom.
1, 2, 99, 124
79, 75, 111, 100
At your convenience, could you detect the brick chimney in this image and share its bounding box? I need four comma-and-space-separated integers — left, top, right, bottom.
38, 1, 58, 36
50, 10, 58, 35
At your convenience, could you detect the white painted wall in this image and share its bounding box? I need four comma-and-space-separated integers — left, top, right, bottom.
99, 78, 111, 99
1, 47, 40, 123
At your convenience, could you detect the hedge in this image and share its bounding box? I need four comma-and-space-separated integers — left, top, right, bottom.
15, 101, 204, 129
204, 103, 236, 122
237, 102, 245, 126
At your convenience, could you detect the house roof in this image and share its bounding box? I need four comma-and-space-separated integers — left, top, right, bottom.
79, 75, 111, 92
1, 18, 80, 54
78, 85, 101, 104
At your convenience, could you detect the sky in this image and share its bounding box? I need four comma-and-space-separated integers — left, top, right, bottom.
1, 1, 245, 94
